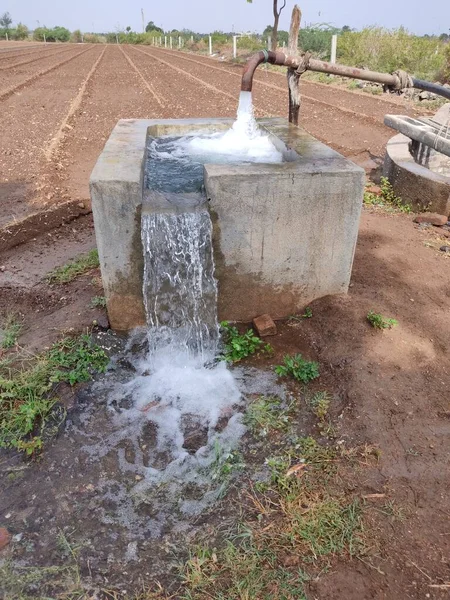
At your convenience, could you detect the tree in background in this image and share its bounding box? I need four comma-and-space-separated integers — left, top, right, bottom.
145, 21, 163, 34
263, 24, 288, 46
247, 0, 287, 50
48, 26, 71, 42
0, 11, 12, 31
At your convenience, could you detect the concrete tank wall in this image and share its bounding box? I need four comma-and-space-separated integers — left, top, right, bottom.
90, 118, 365, 330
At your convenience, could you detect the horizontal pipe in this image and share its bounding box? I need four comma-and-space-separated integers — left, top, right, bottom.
242, 51, 450, 101
412, 78, 450, 101
308, 58, 398, 86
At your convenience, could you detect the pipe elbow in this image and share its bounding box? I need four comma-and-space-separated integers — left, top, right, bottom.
241, 50, 287, 92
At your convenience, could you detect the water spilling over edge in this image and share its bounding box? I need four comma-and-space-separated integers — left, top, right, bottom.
101, 90, 287, 501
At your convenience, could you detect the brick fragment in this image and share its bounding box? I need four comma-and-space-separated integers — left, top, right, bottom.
253, 314, 277, 337
414, 213, 448, 226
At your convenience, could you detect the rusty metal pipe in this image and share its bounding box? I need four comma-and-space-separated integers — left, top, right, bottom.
307, 58, 398, 86
242, 51, 450, 101
241, 50, 289, 92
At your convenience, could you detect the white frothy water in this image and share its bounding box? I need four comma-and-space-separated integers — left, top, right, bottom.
180, 91, 283, 164
138, 204, 242, 469
131, 91, 286, 470
80, 93, 288, 528
142, 209, 219, 361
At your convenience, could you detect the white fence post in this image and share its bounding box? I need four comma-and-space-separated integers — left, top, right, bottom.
164, 35, 167, 48
170, 36, 173, 49
331, 34, 337, 63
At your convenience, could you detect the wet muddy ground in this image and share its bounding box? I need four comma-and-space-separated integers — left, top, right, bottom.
1, 209, 450, 598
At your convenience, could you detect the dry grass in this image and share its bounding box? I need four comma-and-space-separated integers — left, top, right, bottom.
181, 438, 367, 599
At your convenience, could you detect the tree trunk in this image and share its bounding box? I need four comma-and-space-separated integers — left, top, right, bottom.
287, 5, 302, 125
272, 0, 286, 51
272, 1, 279, 51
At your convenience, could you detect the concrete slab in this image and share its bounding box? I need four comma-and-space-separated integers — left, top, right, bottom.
90, 118, 365, 329
383, 104, 450, 216
205, 118, 364, 320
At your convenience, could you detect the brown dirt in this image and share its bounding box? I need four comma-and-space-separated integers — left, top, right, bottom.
0, 44, 432, 234
1, 210, 449, 598
1, 44, 450, 599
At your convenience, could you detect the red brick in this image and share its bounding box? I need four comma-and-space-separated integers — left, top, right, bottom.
253, 314, 277, 337
366, 185, 382, 196
0, 527, 11, 551
414, 213, 448, 226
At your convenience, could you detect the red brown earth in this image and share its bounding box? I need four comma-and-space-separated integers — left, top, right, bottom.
0, 42, 427, 234
1, 43, 449, 599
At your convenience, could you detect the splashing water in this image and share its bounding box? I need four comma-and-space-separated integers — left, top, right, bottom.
73, 99, 291, 543
93, 93, 289, 508
145, 91, 283, 178
183, 91, 283, 163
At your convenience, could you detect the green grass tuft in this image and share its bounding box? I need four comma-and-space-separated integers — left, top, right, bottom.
1, 314, 22, 349
181, 437, 364, 599
367, 311, 398, 330
90, 295, 106, 308
364, 177, 411, 214
0, 334, 109, 454
46, 249, 100, 284
244, 396, 294, 438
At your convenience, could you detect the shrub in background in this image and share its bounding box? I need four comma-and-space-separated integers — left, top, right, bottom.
338, 27, 446, 81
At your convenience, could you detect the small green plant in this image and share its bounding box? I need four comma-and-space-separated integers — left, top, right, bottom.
244, 396, 293, 437
220, 321, 272, 363
46, 249, 100, 284
364, 177, 411, 213
90, 295, 106, 309
211, 441, 245, 484
0, 334, 109, 454
275, 354, 319, 383
310, 391, 331, 421
1, 314, 22, 349
46, 334, 109, 385
302, 306, 313, 318
288, 307, 313, 323
367, 310, 398, 330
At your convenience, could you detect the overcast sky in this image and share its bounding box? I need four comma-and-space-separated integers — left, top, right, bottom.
4, 0, 450, 36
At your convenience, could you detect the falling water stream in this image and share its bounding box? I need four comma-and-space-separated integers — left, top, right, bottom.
73, 93, 287, 540
136, 91, 285, 455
